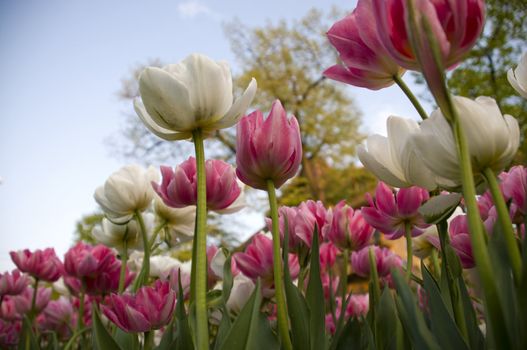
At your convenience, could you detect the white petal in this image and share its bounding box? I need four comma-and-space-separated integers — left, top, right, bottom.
357, 145, 409, 188
134, 99, 192, 141
365, 134, 405, 180
508, 68, 527, 99
212, 78, 258, 130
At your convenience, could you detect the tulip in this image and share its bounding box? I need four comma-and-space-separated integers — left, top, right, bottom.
153, 197, 195, 244
233, 234, 299, 298
412, 96, 520, 188
346, 294, 369, 319
13, 286, 51, 315
358, 116, 438, 190
351, 246, 403, 278
102, 280, 176, 333
0, 270, 29, 297
0, 297, 20, 321
149, 255, 183, 278
372, 0, 485, 73
164, 265, 191, 299
326, 201, 374, 251
209, 247, 239, 281
39, 296, 76, 338
501, 166, 527, 223
226, 275, 255, 315
362, 182, 430, 240
324, 0, 404, 90
10, 248, 63, 282
94, 165, 158, 224
319, 242, 339, 271
295, 201, 328, 248
508, 52, 527, 99
269, 206, 302, 252
135, 53, 256, 140
0, 319, 20, 348
92, 213, 155, 252
153, 158, 243, 212
236, 100, 302, 190
448, 215, 476, 269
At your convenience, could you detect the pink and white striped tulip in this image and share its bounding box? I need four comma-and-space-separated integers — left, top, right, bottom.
351, 246, 403, 278
153, 158, 243, 212
0, 319, 20, 348
38, 296, 76, 338
319, 242, 339, 271
233, 234, 299, 298
13, 286, 52, 316
362, 182, 430, 240
10, 248, 63, 282
325, 0, 404, 90
102, 280, 176, 333
448, 215, 476, 268
326, 201, 374, 251
501, 166, 527, 223
0, 270, 29, 297
236, 100, 302, 190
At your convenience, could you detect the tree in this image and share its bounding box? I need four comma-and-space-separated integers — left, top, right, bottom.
434, 0, 527, 161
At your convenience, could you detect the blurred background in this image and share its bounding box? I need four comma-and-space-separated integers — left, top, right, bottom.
1, 0, 525, 270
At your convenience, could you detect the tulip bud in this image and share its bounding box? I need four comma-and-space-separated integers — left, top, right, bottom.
10, 248, 63, 283
236, 100, 302, 190
0, 270, 29, 297
351, 246, 402, 278
508, 52, 527, 99
326, 201, 374, 251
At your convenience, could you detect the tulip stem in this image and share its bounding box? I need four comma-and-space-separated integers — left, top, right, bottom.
266, 180, 293, 350
133, 211, 150, 291
449, 101, 510, 347
483, 167, 522, 284
393, 75, 428, 120
149, 220, 167, 249
77, 289, 85, 336
118, 240, 128, 294
404, 222, 413, 280
431, 249, 441, 279
29, 278, 39, 321
340, 249, 349, 300
144, 331, 154, 350
192, 129, 209, 350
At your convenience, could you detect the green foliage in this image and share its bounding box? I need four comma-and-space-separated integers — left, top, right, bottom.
73, 212, 104, 244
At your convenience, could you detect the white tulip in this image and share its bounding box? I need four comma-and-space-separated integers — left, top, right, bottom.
226, 274, 255, 315
134, 53, 257, 140
94, 165, 158, 223
149, 255, 183, 278
154, 197, 195, 245
508, 52, 527, 99
412, 96, 519, 188
92, 213, 155, 251
358, 116, 438, 190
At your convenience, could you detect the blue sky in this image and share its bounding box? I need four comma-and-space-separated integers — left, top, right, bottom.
0, 0, 425, 270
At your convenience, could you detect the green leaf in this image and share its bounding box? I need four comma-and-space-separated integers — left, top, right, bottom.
207, 289, 224, 308
282, 216, 310, 350
222, 252, 234, 304
375, 287, 398, 350
306, 226, 326, 350
43, 331, 58, 350
458, 277, 484, 350
335, 318, 367, 350
421, 264, 468, 350
91, 306, 122, 350
18, 317, 40, 350
218, 280, 279, 350
444, 245, 462, 278
175, 272, 194, 350
419, 193, 462, 224
114, 328, 139, 350
391, 269, 440, 350
213, 308, 232, 350
155, 320, 174, 350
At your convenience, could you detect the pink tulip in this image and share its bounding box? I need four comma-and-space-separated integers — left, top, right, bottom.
10, 248, 63, 282
38, 296, 76, 339
351, 246, 402, 278
153, 157, 242, 211
362, 182, 430, 240
271, 206, 303, 252
346, 294, 370, 319
13, 286, 51, 316
64, 243, 133, 296
448, 215, 475, 268
501, 166, 527, 223
0, 319, 20, 348
236, 100, 302, 190
233, 234, 299, 298
165, 267, 191, 299
325, 0, 404, 90
0, 270, 29, 297
0, 297, 20, 321
372, 0, 485, 71
102, 280, 176, 333
319, 242, 339, 270
295, 201, 328, 248
326, 201, 374, 251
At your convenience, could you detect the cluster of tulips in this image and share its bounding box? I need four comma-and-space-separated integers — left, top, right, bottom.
2, 0, 527, 348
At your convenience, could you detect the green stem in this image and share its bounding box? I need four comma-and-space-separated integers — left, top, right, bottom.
192, 129, 209, 350
449, 102, 510, 347
340, 249, 349, 301
404, 222, 413, 281
144, 330, 155, 350
29, 278, 39, 321
266, 180, 293, 350
431, 249, 441, 279
483, 167, 522, 284
393, 75, 428, 120
132, 211, 150, 292
118, 240, 128, 294
149, 221, 167, 249
63, 328, 90, 350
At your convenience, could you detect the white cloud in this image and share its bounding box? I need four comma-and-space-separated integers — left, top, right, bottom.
177, 1, 221, 20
